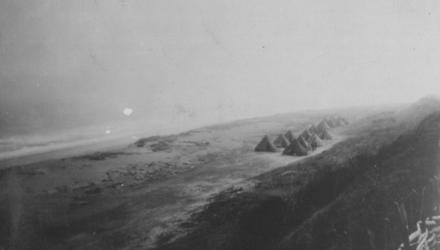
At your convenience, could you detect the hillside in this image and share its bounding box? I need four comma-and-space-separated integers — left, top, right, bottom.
156, 108, 440, 249
0, 109, 350, 250
1, 98, 438, 250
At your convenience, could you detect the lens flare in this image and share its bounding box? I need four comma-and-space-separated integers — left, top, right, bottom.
123, 108, 133, 116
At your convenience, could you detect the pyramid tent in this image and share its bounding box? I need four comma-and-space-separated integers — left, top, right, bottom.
336, 116, 349, 126
297, 135, 313, 151
273, 134, 289, 148
308, 124, 319, 134
309, 133, 323, 149
330, 116, 343, 127
283, 138, 308, 156
325, 117, 337, 128
316, 126, 332, 140
254, 135, 277, 152
300, 129, 314, 141
284, 130, 296, 143
317, 120, 330, 131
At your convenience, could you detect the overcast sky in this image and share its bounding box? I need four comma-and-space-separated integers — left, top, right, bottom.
1, 0, 440, 135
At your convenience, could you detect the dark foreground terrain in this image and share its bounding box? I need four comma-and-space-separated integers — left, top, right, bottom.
1, 97, 440, 250
0, 109, 352, 249
156, 98, 440, 250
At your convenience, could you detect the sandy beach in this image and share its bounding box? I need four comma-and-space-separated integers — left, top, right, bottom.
0, 112, 345, 249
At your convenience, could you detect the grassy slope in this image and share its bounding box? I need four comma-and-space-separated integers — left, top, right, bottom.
156, 109, 440, 250
276, 112, 440, 250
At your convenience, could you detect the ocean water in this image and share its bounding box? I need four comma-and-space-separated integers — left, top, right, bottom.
0, 118, 210, 163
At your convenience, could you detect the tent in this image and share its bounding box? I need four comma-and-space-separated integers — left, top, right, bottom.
317, 120, 330, 131
273, 134, 290, 148
325, 117, 337, 128
316, 126, 332, 140
254, 135, 277, 152
309, 133, 323, 149
336, 116, 349, 126
284, 130, 296, 143
300, 129, 314, 141
308, 124, 319, 134
298, 135, 313, 151
330, 116, 343, 127
283, 138, 308, 156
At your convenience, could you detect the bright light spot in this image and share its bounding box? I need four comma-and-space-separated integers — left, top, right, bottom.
123, 108, 133, 116
105, 129, 112, 134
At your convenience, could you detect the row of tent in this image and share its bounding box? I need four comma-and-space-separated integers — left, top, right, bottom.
254, 116, 349, 156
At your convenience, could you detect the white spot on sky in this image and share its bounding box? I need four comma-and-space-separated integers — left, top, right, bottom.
123, 108, 133, 116
105, 129, 112, 134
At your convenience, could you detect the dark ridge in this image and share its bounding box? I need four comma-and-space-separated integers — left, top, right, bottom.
155, 112, 440, 250
277, 112, 440, 250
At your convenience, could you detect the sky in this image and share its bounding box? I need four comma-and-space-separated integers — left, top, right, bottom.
1, 0, 440, 136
